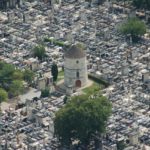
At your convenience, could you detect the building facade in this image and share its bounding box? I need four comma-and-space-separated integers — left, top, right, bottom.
64, 45, 87, 89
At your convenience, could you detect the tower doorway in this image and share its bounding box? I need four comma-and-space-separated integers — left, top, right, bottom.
75, 80, 81, 87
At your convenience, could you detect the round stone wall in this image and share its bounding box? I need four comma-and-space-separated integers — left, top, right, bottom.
64, 57, 88, 88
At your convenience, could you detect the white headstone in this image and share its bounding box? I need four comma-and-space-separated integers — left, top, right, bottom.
7, 11, 14, 22
129, 132, 139, 145
49, 120, 54, 134
59, 0, 62, 6
66, 32, 74, 44
54, 32, 60, 39
131, 50, 138, 58
148, 61, 150, 70
122, 64, 128, 76
145, 12, 150, 22
104, 0, 110, 8
141, 69, 149, 82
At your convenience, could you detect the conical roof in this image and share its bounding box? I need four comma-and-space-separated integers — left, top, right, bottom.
65, 45, 86, 59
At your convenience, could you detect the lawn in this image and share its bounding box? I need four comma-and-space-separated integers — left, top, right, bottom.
82, 82, 102, 95
57, 70, 64, 82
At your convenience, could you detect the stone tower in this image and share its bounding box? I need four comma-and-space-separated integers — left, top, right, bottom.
64, 45, 88, 90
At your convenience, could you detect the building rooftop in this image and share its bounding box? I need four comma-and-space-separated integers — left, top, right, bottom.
65, 45, 86, 59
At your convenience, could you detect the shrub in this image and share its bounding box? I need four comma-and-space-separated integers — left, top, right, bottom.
88, 74, 109, 87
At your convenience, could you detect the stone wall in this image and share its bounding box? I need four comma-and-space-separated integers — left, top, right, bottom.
64, 57, 87, 88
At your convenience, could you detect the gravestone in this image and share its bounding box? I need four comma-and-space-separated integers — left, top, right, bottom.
49, 120, 54, 135
131, 49, 138, 58
129, 131, 139, 145
38, 78, 46, 90
66, 32, 75, 44
7, 11, 14, 22
145, 11, 150, 22
141, 69, 149, 82
54, 31, 60, 39
23, 12, 29, 23
147, 61, 150, 70
122, 61, 128, 76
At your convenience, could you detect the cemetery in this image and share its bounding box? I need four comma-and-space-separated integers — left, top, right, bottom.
0, 0, 150, 149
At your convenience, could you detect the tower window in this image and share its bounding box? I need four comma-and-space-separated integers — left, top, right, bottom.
76, 60, 79, 64
76, 71, 79, 78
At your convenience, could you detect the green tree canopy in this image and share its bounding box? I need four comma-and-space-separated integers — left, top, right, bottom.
9, 80, 24, 97
32, 45, 46, 61
51, 63, 58, 82
0, 88, 8, 111
97, 0, 105, 5
41, 88, 50, 98
85, 0, 105, 6
12, 70, 23, 80
0, 62, 16, 91
132, 0, 150, 10
120, 17, 146, 42
0, 88, 8, 104
0, 62, 15, 82
63, 95, 68, 104
54, 94, 112, 149
0, 61, 27, 98
23, 69, 35, 84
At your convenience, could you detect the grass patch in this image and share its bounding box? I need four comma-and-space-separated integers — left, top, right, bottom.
57, 70, 64, 82
44, 37, 70, 47
82, 82, 101, 95
44, 37, 64, 46
58, 70, 64, 77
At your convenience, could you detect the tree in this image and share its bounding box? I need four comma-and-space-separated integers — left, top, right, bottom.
0, 62, 15, 78
0, 62, 15, 91
97, 0, 105, 5
23, 69, 35, 84
116, 0, 128, 6
32, 45, 46, 61
0, 88, 8, 111
0, 62, 15, 86
117, 140, 126, 150
41, 88, 50, 98
132, 0, 150, 10
0, 61, 28, 98
51, 63, 58, 82
63, 95, 68, 104
54, 94, 112, 149
9, 80, 24, 97
85, 0, 92, 7
85, 0, 105, 6
120, 17, 146, 42
12, 70, 23, 80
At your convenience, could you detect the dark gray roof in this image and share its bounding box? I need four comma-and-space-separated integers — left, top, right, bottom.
65, 45, 86, 59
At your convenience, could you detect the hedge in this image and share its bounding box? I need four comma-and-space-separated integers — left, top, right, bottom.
44, 38, 67, 47
88, 74, 109, 87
